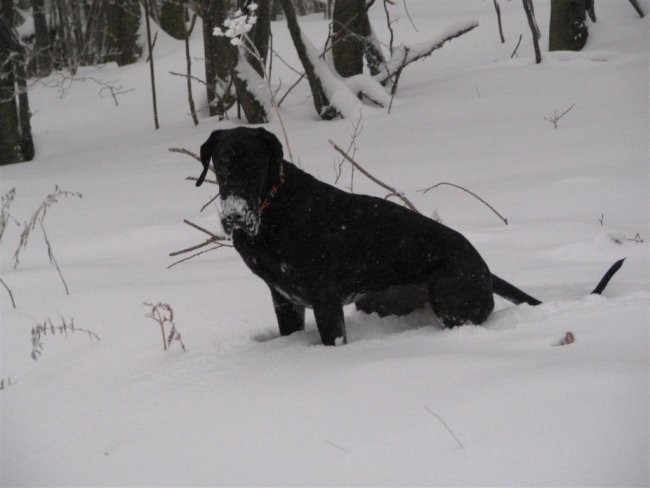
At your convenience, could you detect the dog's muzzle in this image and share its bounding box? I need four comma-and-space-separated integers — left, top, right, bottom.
221, 195, 260, 235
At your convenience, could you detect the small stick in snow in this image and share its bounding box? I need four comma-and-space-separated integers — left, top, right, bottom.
424, 406, 464, 449
511, 34, 523, 58
544, 103, 575, 129
0, 277, 16, 308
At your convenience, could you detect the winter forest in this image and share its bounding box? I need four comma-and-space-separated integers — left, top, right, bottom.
1, 0, 649, 486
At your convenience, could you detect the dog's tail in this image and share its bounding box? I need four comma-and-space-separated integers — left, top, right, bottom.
491, 258, 625, 306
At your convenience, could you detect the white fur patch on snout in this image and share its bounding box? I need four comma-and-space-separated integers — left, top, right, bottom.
220, 195, 260, 235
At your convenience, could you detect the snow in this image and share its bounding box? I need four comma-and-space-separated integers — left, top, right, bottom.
1, 1, 649, 485
234, 48, 273, 120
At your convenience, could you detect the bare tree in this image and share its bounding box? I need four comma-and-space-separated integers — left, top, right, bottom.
0, 1, 34, 166
278, 0, 337, 119
522, 0, 542, 63
32, 0, 52, 76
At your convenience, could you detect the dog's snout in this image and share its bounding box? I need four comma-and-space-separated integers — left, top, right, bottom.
220, 195, 259, 235
223, 212, 244, 224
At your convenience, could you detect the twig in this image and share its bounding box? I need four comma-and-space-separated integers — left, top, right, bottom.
544, 103, 575, 129
334, 113, 364, 191
324, 439, 349, 453
493, 0, 505, 43
1, 277, 16, 308
168, 244, 232, 269
510, 34, 523, 58
402, 0, 419, 32
169, 71, 208, 87
168, 147, 201, 161
329, 139, 419, 212
424, 406, 464, 449
39, 218, 70, 295
383, 0, 396, 56
277, 72, 306, 107
419, 182, 508, 225
183, 219, 224, 239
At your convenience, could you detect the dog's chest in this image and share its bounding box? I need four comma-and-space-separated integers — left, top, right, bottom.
234, 232, 316, 304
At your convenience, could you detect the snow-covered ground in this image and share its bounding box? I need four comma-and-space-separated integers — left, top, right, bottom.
1, 1, 649, 485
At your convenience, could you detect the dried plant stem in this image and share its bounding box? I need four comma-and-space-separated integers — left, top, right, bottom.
328, 139, 419, 213
419, 182, 508, 225
544, 103, 575, 129
424, 406, 464, 449
144, 302, 186, 351
39, 218, 70, 295
1, 278, 16, 308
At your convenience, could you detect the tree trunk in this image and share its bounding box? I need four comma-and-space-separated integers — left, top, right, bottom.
160, 0, 187, 40
549, 0, 589, 51
105, 0, 142, 66
232, 0, 271, 124
33, 0, 52, 76
278, 0, 336, 119
332, 0, 365, 77
0, 0, 34, 165
522, 0, 542, 63
202, 0, 237, 118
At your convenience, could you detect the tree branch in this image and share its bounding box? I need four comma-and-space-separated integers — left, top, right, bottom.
419, 182, 508, 225
329, 139, 419, 212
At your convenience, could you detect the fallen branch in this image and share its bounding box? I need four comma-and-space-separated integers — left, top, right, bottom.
328, 139, 419, 212
419, 182, 508, 225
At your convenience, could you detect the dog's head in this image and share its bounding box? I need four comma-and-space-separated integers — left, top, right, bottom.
197, 127, 283, 236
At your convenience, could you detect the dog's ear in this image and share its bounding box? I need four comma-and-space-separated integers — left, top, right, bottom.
256, 127, 283, 163
197, 130, 222, 187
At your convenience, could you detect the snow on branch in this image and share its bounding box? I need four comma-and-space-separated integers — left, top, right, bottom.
234, 48, 273, 121
375, 19, 479, 84
301, 31, 363, 119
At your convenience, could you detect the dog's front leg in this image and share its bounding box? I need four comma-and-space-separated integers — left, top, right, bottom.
313, 297, 347, 346
269, 286, 305, 336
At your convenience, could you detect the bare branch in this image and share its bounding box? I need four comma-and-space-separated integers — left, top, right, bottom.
329, 139, 419, 213
168, 147, 201, 162
544, 103, 575, 129
419, 182, 508, 225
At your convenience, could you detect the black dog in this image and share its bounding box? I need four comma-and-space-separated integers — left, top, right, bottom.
196, 127, 624, 346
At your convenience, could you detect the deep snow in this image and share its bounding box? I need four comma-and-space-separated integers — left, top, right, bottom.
1, 1, 649, 486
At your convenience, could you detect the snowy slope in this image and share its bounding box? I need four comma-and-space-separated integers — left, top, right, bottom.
1, 1, 648, 486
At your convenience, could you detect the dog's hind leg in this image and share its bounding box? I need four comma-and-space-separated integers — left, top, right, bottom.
269, 286, 305, 336
428, 260, 494, 328
313, 297, 346, 346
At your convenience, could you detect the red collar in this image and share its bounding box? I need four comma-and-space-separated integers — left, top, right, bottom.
260, 161, 285, 211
